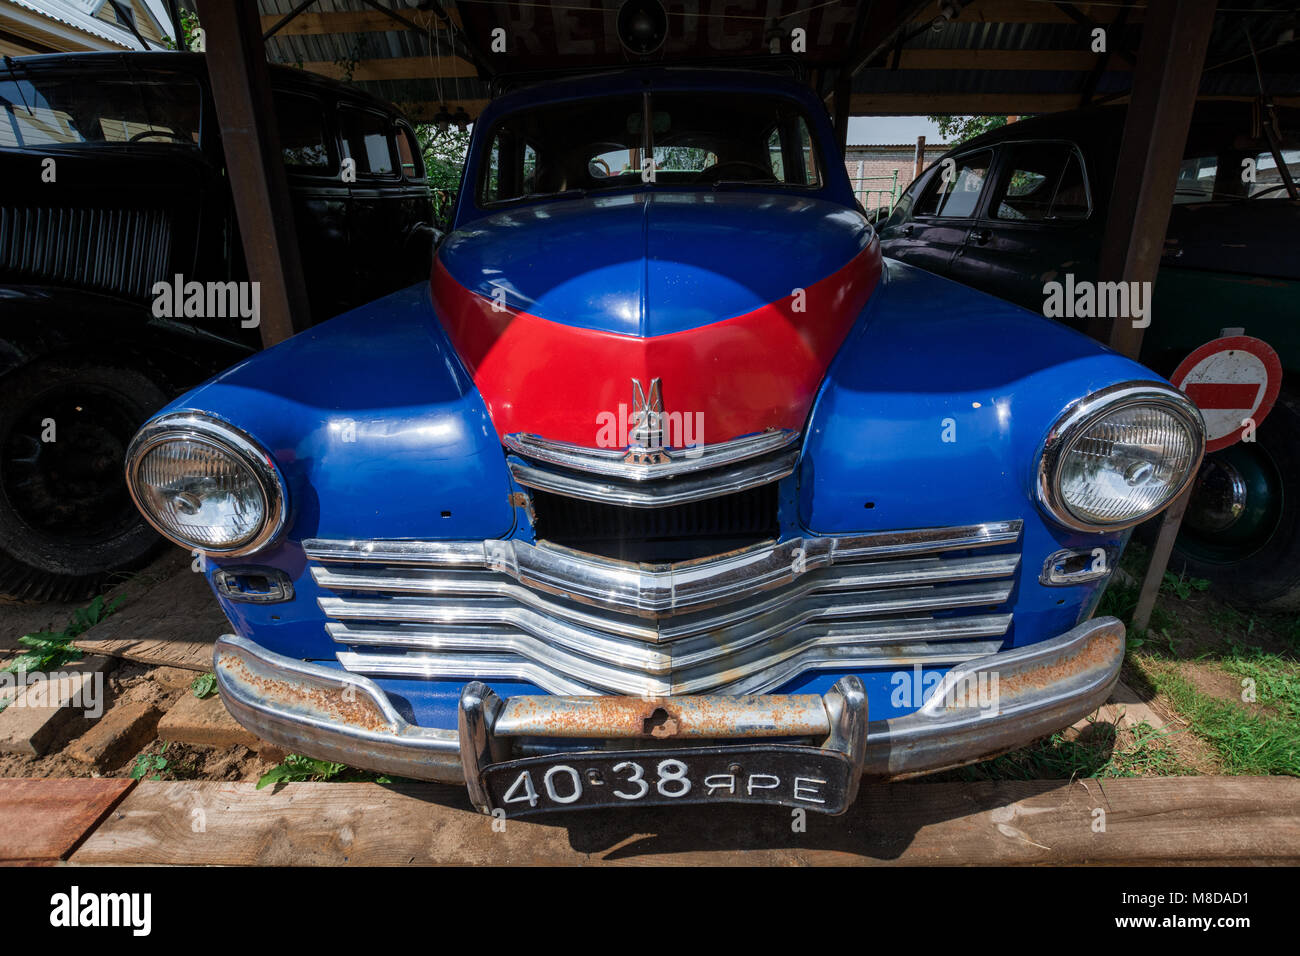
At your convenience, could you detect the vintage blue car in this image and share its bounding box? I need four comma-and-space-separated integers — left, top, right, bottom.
123, 69, 1204, 816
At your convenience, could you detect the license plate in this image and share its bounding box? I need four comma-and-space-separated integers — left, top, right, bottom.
478, 744, 854, 817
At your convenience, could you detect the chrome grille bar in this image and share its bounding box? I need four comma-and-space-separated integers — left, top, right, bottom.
307, 521, 1023, 697
303, 520, 1022, 619
508, 449, 800, 508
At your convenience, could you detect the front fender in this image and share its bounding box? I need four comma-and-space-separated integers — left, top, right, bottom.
801, 259, 1163, 644
149, 281, 516, 660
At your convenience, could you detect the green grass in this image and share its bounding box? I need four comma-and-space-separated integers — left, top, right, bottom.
939, 720, 1196, 782
256, 753, 395, 790
1136, 657, 1299, 777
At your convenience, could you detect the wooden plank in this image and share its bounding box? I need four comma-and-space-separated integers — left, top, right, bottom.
298, 55, 478, 82
893, 49, 1132, 71
911, 0, 1146, 25
0, 657, 117, 756
158, 692, 281, 758
0, 778, 134, 862
70, 777, 1300, 866
261, 9, 437, 36
74, 564, 224, 672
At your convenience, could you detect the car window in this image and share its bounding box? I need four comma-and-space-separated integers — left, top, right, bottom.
396, 124, 424, 180
273, 92, 330, 170
340, 108, 396, 176
914, 151, 992, 218
1174, 155, 1219, 203
478, 92, 823, 206
0, 76, 200, 149
990, 143, 1090, 221
1247, 148, 1300, 199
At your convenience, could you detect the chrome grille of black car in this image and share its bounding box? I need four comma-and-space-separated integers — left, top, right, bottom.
0, 204, 171, 299
303, 521, 1022, 697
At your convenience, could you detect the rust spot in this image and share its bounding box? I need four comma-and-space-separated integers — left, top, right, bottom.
642, 707, 679, 738
508, 492, 529, 507
219, 655, 394, 735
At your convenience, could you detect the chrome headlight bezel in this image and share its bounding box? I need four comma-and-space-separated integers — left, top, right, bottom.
1036, 381, 1205, 533
125, 412, 289, 556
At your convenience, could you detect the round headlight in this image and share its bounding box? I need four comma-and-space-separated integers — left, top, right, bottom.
126, 414, 287, 555
1037, 382, 1205, 532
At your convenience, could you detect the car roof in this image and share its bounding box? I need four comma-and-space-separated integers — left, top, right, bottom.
0, 51, 410, 120
477, 66, 831, 128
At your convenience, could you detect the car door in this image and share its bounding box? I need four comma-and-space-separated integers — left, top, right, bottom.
271, 89, 350, 325
878, 149, 996, 278
338, 104, 405, 308
947, 141, 1101, 316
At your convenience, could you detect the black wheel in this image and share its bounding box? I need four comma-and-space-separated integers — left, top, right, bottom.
1172, 391, 1300, 610
0, 359, 169, 602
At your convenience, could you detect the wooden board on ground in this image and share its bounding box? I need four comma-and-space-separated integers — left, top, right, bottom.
74, 556, 227, 672
158, 692, 283, 759
0, 778, 135, 863
70, 776, 1300, 866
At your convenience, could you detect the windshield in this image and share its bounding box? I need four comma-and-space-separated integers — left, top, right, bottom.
479, 91, 821, 205
0, 75, 201, 149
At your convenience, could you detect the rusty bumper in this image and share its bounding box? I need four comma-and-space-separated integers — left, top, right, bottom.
213, 616, 1124, 787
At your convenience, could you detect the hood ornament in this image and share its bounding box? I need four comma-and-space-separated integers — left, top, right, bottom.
625, 377, 670, 465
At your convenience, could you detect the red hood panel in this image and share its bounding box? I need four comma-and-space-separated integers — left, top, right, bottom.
431, 241, 882, 448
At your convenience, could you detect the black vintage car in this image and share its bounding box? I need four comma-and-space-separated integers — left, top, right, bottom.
0, 52, 435, 601
878, 103, 1300, 609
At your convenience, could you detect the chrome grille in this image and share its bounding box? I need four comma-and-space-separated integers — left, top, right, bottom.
304, 521, 1022, 697
0, 205, 171, 299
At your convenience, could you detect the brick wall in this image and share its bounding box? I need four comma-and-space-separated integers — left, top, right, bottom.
843, 144, 949, 208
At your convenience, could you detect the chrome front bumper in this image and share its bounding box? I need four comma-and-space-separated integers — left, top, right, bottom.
214, 617, 1123, 803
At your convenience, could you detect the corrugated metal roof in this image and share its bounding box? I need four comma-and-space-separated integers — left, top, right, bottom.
11, 0, 139, 49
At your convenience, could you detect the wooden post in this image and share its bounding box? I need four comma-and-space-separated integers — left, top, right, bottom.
194, 0, 311, 347
832, 74, 851, 156
1087, 0, 1217, 633
1090, 0, 1217, 356
913, 135, 925, 180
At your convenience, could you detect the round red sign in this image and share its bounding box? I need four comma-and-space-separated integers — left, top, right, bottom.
1170, 335, 1282, 453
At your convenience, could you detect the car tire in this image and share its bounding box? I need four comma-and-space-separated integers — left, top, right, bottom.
0, 358, 168, 603
1171, 390, 1300, 611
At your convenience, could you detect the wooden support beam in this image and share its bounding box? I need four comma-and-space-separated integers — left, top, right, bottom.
297, 54, 478, 82
849, 91, 1298, 116
1093, 0, 1217, 354
1087, 0, 1217, 634
195, 0, 312, 347
911, 0, 1146, 25
891, 48, 1133, 71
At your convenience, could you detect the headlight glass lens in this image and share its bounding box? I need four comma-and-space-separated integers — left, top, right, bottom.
1056, 403, 1198, 526
133, 438, 267, 549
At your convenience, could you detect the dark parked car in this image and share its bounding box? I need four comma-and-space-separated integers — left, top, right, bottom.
0, 52, 435, 601
878, 104, 1300, 608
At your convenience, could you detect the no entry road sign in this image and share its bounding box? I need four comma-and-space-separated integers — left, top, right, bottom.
1171, 335, 1282, 453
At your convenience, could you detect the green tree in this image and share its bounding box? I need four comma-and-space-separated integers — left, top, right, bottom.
928, 115, 1014, 145
416, 124, 471, 229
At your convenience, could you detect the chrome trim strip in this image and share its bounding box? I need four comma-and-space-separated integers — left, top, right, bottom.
302, 520, 1023, 619
212, 618, 1125, 786
508, 449, 800, 507
1035, 380, 1206, 534
334, 638, 1008, 697
503, 428, 800, 481
312, 553, 1020, 632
